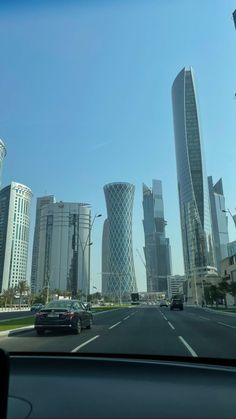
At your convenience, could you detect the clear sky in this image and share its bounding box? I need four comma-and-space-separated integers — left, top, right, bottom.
0, 0, 235, 292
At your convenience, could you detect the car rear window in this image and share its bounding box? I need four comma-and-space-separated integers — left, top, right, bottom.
44, 301, 72, 309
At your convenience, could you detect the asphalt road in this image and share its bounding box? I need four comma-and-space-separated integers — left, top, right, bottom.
0, 306, 236, 359
0, 310, 32, 321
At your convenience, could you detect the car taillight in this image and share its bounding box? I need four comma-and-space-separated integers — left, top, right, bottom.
62, 312, 75, 318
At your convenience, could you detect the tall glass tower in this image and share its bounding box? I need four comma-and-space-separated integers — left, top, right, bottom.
103, 182, 137, 300
172, 67, 217, 303
142, 180, 171, 293
31, 195, 56, 294
0, 139, 7, 188
36, 202, 91, 296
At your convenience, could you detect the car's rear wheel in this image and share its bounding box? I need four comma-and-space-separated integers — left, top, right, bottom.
73, 318, 81, 334
36, 329, 45, 336
86, 318, 93, 329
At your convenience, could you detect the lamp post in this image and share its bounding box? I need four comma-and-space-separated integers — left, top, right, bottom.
79, 213, 102, 302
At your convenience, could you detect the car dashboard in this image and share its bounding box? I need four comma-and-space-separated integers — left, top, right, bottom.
0, 350, 235, 419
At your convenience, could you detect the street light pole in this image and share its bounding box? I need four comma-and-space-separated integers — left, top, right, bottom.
79, 213, 102, 302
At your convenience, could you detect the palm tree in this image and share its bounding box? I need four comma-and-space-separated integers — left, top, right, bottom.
2, 289, 10, 308
8, 286, 17, 308
17, 281, 29, 309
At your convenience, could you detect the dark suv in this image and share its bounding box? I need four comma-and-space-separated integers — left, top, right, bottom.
170, 299, 183, 311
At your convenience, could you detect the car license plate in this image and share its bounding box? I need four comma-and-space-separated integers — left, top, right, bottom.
48, 313, 59, 318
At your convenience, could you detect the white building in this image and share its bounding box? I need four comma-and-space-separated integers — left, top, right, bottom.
0, 182, 33, 292
167, 275, 186, 300
36, 201, 91, 297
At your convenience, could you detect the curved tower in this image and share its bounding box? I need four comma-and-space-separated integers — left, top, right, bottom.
0, 139, 7, 188
103, 182, 137, 300
172, 67, 217, 302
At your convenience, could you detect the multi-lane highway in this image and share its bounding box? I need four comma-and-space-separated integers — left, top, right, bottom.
0, 305, 236, 358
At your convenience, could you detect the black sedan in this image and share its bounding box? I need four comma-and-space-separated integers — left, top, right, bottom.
34, 299, 93, 336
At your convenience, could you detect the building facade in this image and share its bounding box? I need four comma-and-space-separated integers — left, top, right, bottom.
0, 139, 6, 188
142, 180, 171, 292
228, 241, 236, 257
31, 195, 56, 294
0, 182, 32, 292
172, 67, 217, 303
208, 177, 229, 272
103, 182, 137, 300
36, 202, 91, 297
167, 275, 186, 300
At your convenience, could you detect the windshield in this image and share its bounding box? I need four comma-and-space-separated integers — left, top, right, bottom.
0, 0, 235, 360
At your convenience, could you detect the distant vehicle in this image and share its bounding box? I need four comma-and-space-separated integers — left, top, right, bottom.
170, 299, 183, 311
30, 303, 44, 313
160, 300, 168, 308
34, 299, 93, 335
131, 293, 140, 305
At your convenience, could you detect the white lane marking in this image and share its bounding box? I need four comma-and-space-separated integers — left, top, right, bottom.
71, 335, 100, 353
109, 321, 122, 330
158, 310, 168, 321
168, 321, 175, 330
123, 316, 130, 320
217, 322, 236, 330
199, 316, 210, 321
178, 336, 198, 357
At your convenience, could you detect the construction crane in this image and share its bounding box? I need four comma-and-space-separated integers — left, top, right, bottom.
136, 248, 152, 278
136, 248, 147, 270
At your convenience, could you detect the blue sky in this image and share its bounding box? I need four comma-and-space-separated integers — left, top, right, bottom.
0, 0, 235, 291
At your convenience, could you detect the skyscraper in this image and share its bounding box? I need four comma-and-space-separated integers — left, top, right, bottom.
142, 180, 171, 292
36, 201, 91, 297
0, 182, 33, 292
31, 195, 56, 294
172, 67, 217, 303
0, 139, 7, 188
208, 177, 229, 272
233, 10, 236, 30
103, 182, 137, 300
